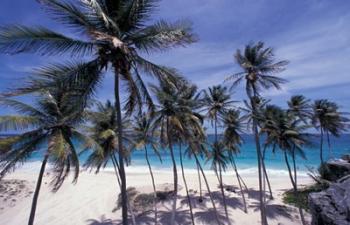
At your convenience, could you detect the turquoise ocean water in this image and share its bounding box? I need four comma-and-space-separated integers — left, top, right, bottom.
4, 134, 349, 177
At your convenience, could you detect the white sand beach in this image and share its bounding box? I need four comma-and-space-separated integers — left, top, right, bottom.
0, 168, 312, 225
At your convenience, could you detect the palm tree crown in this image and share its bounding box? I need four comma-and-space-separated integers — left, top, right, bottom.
0, 91, 92, 188
227, 41, 288, 98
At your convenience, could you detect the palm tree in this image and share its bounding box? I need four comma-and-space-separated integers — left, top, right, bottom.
151, 80, 187, 225
83, 100, 137, 225
0, 90, 94, 225
209, 141, 230, 222
202, 85, 234, 222
226, 42, 288, 225
286, 95, 312, 189
133, 113, 160, 225
176, 82, 205, 225
0, 1, 196, 223
312, 99, 348, 163
152, 79, 206, 225
222, 109, 248, 213
287, 95, 312, 124
203, 85, 235, 142
262, 105, 308, 225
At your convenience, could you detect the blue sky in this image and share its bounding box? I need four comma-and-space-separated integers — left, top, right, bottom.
0, 0, 350, 118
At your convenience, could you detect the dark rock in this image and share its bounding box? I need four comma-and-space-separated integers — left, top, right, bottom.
309, 177, 350, 225
321, 158, 350, 182
341, 155, 350, 163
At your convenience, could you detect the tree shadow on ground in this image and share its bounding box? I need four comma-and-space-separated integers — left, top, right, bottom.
249, 202, 295, 220
131, 208, 192, 225
204, 191, 244, 210
195, 208, 229, 225
86, 215, 120, 225
246, 188, 270, 201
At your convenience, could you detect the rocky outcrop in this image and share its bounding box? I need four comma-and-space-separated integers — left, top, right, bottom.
309, 177, 350, 225
321, 156, 350, 182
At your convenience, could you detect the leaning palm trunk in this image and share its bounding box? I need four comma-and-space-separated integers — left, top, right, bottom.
326, 130, 332, 159
167, 119, 178, 225
284, 151, 306, 225
111, 155, 121, 186
111, 155, 136, 225
179, 145, 195, 225
28, 154, 49, 225
262, 146, 273, 200
194, 154, 221, 225
320, 127, 324, 163
197, 163, 203, 202
114, 71, 128, 225
231, 157, 247, 213
250, 92, 268, 225
218, 163, 230, 223
144, 146, 158, 225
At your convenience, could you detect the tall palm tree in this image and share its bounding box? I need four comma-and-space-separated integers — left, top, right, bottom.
312, 99, 348, 163
226, 42, 288, 225
133, 113, 160, 225
209, 141, 230, 222
262, 105, 308, 225
0, 1, 196, 223
176, 81, 205, 225
83, 100, 137, 225
202, 85, 234, 222
222, 109, 248, 213
151, 80, 189, 225
286, 95, 312, 189
0, 90, 94, 225
152, 79, 208, 225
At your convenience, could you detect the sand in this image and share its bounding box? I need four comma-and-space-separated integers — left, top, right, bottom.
0, 168, 313, 225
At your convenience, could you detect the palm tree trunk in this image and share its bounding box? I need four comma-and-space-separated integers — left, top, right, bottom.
197, 163, 203, 202
326, 130, 332, 159
167, 119, 178, 225
214, 163, 221, 188
114, 71, 128, 225
214, 115, 218, 142
231, 157, 247, 213
261, 146, 273, 200
284, 151, 306, 225
111, 155, 121, 186
28, 154, 49, 225
292, 147, 297, 190
320, 127, 324, 163
179, 144, 195, 225
111, 155, 136, 225
145, 146, 158, 225
250, 91, 268, 225
193, 154, 221, 225
218, 163, 230, 223
253, 122, 268, 225
284, 152, 296, 188
237, 173, 248, 192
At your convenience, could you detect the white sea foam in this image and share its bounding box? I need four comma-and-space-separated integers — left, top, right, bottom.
16, 161, 309, 178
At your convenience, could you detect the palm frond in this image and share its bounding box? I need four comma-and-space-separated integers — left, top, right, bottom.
0, 98, 47, 119
120, 0, 159, 31
0, 132, 47, 179
0, 25, 93, 56
39, 0, 105, 34
0, 115, 41, 131
130, 20, 197, 52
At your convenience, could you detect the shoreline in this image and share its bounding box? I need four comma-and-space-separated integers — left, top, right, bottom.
16, 161, 313, 177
